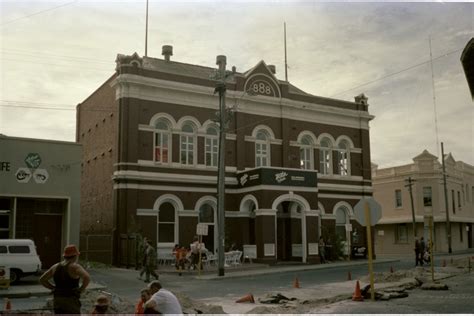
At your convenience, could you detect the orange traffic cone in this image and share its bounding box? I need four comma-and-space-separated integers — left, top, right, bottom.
390, 266, 394, 273
352, 280, 364, 301
347, 271, 352, 281
293, 276, 300, 288
235, 294, 255, 303
4, 298, 11, 312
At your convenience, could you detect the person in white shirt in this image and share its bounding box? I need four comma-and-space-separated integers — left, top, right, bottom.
145, 280, 182, 314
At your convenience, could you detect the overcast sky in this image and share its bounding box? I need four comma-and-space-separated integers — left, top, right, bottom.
1, 0, 473, 168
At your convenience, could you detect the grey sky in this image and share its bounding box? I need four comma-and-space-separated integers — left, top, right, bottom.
1, 0, 473, 168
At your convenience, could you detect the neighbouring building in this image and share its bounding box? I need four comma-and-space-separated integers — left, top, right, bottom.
76, 46, 374, 265
372, 150, 474, 255
0, 135, 82, 267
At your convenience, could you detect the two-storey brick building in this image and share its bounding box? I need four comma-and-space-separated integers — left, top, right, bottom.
76, 46, 374, 265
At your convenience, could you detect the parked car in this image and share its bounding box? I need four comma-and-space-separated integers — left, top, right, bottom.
0, 239, 42, 284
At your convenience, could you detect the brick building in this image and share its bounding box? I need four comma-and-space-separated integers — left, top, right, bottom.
76, 46, 374, 265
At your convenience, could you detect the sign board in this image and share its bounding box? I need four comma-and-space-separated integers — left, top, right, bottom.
291, 244, 302, 257
196, 223, 208, 236
308, 243, 319, 255
243, 245, 257, 259
345, 223, 353, 232
354, 197, 382, 226
378, 230, 385, 236
15, 167, 32, 183
33, 168, 49, 184
264, 243, 275, 256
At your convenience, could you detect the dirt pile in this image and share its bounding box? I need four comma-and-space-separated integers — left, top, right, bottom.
175, 292, 225, 314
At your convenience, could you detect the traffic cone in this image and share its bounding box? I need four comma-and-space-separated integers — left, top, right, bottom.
293, 276, 300, 288
390, 266, 394, 273
235, 294, 255, 303
4, 298, 11, 312
347, 271, 352, 281
352, 280, 363, 301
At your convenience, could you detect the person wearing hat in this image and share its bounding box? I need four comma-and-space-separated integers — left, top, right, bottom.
39, 244, 91, 314
91, 294, 109, 314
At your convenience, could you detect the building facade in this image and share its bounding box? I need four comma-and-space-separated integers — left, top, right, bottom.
77, 47, 374, 265
0, 135, 82, 267
372, 150, 474, 255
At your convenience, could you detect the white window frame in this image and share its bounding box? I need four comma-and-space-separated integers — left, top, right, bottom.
180, 122, 196, 166
299, 135, 314, 170
319, 137, 332, 175
153, 120, 171, 164
336, 139, 351, 176
395, 189, 402, 208
423, 186, 432, 207
255, 130, 270, 167
205, 126, 219, 167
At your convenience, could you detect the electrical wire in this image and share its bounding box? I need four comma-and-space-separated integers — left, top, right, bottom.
1, 1, 77, 27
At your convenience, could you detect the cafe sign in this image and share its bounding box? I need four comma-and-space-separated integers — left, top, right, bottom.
237, 167, 317, 188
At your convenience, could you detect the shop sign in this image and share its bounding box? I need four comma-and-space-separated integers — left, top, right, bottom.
0, 161, 11, 172
238, 167, 317, 188
33, 169, 49, 184
15, 168, 32, 183
24, 153, 42, 169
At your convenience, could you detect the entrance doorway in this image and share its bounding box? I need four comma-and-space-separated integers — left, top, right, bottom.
33, 214, 62, 268
276, 201, 302, 261
199, 203, 215, 253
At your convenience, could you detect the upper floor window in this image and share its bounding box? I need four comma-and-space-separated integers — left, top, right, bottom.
452, 190, 456, 214
299, 135, 314, 170
458, 191, 461, 208
423, 186, 432, 207
180, 122, 196, 165
395, 189, 402, 208
337, 140, 350, 176
205, 126, 219, 167
319, 137, 332, 175
255, 130, 270, 167
154, 119, 170, 163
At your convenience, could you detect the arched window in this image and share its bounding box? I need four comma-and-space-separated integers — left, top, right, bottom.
154, 119, 171, 163
199, 203, 215, 223
337, 140, 350, 176
255, 130, 270, 167
158, 202, 176, 243
319, 137, 332, 175
205, 126, 219, 167
335, 205, 349, 241
180, 122, 196, 165
300, 135, 314, 170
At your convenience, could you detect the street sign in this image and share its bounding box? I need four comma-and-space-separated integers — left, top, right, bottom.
196, 223, 208, 236
354, 197, 382, 226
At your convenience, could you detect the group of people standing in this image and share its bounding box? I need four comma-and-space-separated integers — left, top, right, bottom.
415, 236, 431, 266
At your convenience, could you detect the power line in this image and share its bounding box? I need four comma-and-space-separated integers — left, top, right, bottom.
0, 104, 116, 112
1, 1, 77, 27
329, 47, 464, 98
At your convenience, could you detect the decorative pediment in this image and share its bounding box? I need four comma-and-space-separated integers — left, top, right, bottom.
413, 149, 437, 161
243, 61, 281, 98
115, 52, 143, 71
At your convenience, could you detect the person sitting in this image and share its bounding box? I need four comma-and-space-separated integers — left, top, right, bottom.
91, 295, 109, 314
135, 288, 152, 314
144, 281, 182, 314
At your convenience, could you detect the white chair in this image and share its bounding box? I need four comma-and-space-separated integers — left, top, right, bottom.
232, 250, 243, 266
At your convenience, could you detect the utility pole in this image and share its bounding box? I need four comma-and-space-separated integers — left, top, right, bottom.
441, 142, 452, 253
215, 55, 227, 276
145, 0, 148, 57
405, 177, 417, 238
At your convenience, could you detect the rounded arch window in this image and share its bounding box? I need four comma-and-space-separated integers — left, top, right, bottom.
182, 122, 195, 133
335, 205, 349, 241
206, 126, 218, 135
301, 135, 313, 146
338, 140, 349, 150
155, 120, 169, 130
158, 202, 175, 243
320, 137, 331, 148
256, 130, 269, 141
199, 203, 214, 223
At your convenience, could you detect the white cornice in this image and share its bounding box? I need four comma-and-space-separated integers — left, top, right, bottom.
113, 170, 238, 185
111, 74, 373, 130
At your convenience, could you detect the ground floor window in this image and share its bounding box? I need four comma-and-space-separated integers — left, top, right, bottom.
158, 202, 175, 243
395, 224, 408, 244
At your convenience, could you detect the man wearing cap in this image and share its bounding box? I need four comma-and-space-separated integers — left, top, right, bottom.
39, 244, 91, 314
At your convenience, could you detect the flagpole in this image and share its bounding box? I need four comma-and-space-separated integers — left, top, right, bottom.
145, 0, 149, 57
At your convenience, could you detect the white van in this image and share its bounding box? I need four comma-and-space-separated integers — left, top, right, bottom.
0, 239, 42, 284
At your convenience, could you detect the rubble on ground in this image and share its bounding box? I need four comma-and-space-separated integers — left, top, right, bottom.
421, 282, 449, 290
175, 292, 225, 314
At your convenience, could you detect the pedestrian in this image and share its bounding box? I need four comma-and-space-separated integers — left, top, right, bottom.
144, 280, 182, 314
138, 237, 148, 280
174, 245, 188, 275
414, 238, 422, 266
189, 236, 201, 270
134, 288, 152, 314
420, 237, 426, 266
143, 239, 159, 282
91, 295, 109, 314
39, 244, 90, 314
318, 236, 326, 264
